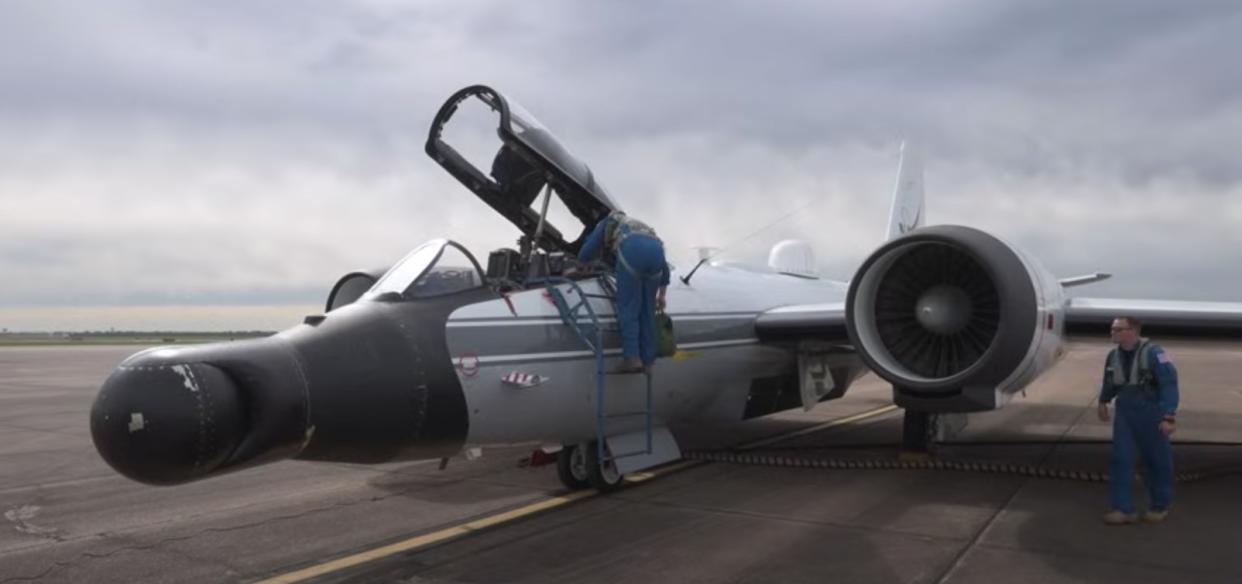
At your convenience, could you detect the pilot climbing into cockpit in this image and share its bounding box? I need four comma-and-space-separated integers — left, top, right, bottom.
428, 86, 670, 375
578, 212, 670, 374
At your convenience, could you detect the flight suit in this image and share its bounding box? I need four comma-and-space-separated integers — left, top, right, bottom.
578, 214, 670, 366
1099, 340, 1180, 514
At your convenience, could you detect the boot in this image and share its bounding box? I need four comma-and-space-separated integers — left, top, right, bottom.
1141, 508, 1169, 523
611, 358, 645, 374
1102, 509, 1138, 525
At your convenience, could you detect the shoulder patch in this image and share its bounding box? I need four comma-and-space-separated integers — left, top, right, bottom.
1156, 351, 1171, 364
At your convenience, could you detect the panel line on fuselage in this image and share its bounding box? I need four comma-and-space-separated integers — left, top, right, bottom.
473, 338, 758, 365
446, 313, 759, 327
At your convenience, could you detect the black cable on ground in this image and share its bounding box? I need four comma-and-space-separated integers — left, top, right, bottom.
748, 439, 1242, 451
681, 449, 1242, 483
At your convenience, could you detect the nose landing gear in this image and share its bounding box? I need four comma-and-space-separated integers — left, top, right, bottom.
557, 441, 623, 492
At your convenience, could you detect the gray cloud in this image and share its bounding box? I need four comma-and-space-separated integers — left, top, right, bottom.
2, 0, 1240, 329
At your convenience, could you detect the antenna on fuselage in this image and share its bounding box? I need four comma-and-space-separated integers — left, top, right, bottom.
680, 198, 820, 285
679, 257, 709, 285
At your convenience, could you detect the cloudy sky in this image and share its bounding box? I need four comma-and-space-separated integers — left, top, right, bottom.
2, 1, 1240, 331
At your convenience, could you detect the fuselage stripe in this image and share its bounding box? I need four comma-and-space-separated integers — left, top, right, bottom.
447, 314, 757, 328
473, 338, 758, 364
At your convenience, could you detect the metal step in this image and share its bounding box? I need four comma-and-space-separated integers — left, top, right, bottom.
606, 427, 679, 471
543, 276, 653, 466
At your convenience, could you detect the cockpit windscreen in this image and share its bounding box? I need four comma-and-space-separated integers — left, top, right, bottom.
364, 239, 485, 301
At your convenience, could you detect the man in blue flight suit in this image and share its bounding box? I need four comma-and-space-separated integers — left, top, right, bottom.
577, 212, 670, 374
1097, 316, 1179, 525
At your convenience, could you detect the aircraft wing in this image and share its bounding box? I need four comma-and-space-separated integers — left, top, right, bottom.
753, 301, 850, 345
1065, 297, 1242, 337
756, 296, 1242, 345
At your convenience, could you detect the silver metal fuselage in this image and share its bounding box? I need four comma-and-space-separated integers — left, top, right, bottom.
446, 263, 850, 449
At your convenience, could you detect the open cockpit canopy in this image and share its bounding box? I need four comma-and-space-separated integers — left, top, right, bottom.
425, 85, 620, 255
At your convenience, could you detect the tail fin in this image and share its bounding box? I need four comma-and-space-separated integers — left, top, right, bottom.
885, 141, 925, 241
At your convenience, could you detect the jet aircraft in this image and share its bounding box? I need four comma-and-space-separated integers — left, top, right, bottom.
91, 85, 1242, 492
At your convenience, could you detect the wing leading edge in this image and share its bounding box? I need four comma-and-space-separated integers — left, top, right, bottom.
758, 297, 1242, 345
1065, 297, 1242, 337
754, 302, 849, 344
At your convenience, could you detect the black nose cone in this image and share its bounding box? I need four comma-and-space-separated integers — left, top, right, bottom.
90, 350, 245, 485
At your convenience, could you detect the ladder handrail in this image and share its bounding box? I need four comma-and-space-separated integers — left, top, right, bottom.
541, 276, 652, 463
543, 278, 603, 351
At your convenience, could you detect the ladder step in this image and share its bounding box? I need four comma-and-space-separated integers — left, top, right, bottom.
605, 449, 653, 461
604, 411, 651, 418
544, 279, 652, 469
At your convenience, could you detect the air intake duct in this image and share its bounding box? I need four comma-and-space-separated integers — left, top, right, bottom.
846, 225, 1038, 411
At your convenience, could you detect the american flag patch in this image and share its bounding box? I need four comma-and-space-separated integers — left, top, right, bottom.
1156, 351, 1171, 364
501, 371, 547, 388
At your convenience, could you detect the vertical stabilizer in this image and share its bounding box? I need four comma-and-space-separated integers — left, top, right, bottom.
885, 141, 925, 241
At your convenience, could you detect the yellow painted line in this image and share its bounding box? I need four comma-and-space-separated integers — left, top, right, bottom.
255, 491, 595, 584
255, 405, 897, 583
737, 404, 900, 450
623, 459, 704, 483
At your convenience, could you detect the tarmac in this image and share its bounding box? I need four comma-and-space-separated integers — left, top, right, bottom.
1, 340, 1240, 583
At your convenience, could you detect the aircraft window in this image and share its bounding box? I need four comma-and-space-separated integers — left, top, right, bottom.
365, 240, 485, 301
440, 96, 508, 190
502, 97, 551, 136
408, 245, 483, 298
497, 97, 612, 212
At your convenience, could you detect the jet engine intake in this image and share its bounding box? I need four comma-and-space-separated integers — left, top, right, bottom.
846, 225, 1051, 412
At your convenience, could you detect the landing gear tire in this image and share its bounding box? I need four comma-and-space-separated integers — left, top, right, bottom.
584, 440, 624, 492
556, 443, 591, 490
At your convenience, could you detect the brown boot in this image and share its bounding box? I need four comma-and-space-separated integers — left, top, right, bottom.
1141, 508, 1169, 523
1102, 509, 1138, 525
611, 358, 645, 374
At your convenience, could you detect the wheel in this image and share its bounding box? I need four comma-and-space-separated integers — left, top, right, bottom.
584, 440, 624, 492
556, 443, 591, 490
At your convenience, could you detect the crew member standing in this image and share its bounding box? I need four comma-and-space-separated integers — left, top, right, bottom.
578, 212, 669, 374
1097, 316, 1179, 525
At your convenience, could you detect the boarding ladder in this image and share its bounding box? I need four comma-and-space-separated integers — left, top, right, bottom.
544, 276, 653, 464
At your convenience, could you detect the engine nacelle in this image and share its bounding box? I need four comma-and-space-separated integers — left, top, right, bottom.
846, 225, 1065, 412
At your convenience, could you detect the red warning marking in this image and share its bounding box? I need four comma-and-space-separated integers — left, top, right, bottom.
542, 290, 558, 307
501, 371, 546, 388
456, 353, 480, 377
